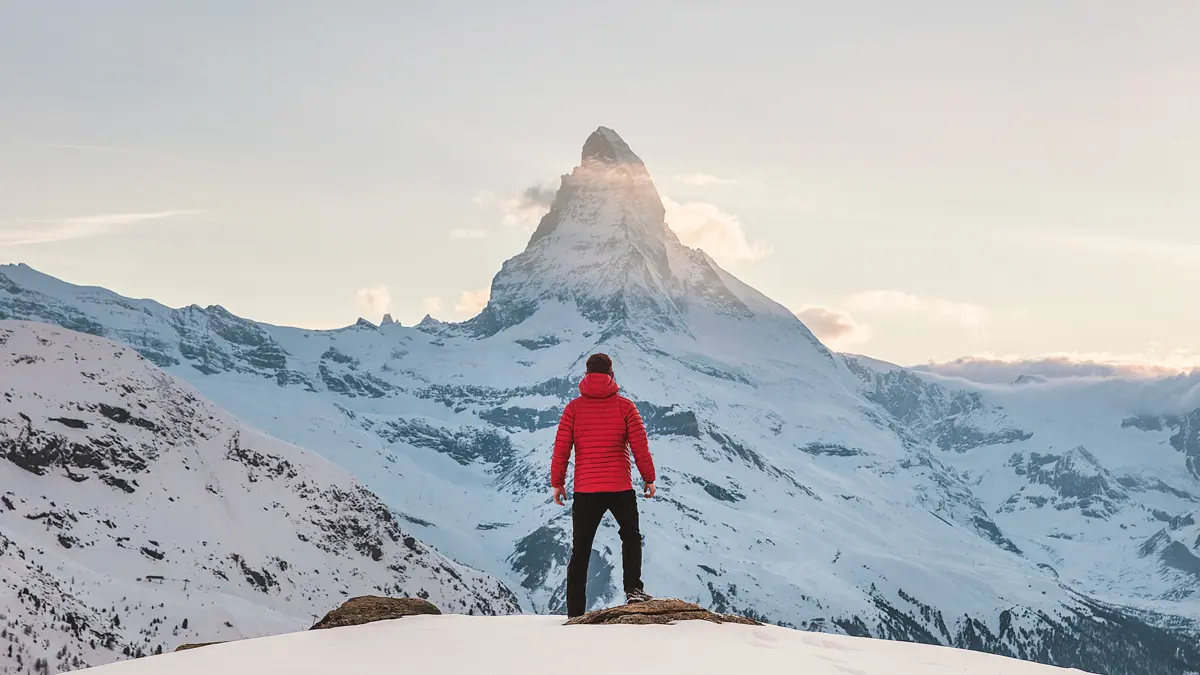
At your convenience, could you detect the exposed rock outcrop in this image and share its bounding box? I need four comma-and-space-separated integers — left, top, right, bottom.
310, 596, 442, 630
175, 642, 224, 652
564, 599, 761, 626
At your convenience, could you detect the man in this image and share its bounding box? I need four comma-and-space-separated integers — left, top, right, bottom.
551, 353, 657, 618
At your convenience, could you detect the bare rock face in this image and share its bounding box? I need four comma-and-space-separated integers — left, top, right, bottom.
172, 596, 441, 651
175, 642, 224, 652
564, 598, 761, 626
310, 596, 442, 630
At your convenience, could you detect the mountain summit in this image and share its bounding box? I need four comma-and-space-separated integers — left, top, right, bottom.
466, 127, 824, 356
581, 126, 645, 166
3, 127, 1200, 675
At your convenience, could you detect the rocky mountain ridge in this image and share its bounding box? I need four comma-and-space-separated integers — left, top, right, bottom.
0, 322, 518, 674
2, 127, 1199, 674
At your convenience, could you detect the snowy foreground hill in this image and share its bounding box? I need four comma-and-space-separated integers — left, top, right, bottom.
78, 615, 1095, 675
2, 127, 1200, 674
0, 322, 519, 673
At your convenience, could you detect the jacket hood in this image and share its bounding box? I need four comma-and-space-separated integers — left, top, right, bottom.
579, 372, 620, 398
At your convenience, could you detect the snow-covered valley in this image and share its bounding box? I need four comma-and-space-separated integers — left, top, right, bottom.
2, 127, 1198, 674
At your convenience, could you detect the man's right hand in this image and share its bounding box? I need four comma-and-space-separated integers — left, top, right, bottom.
553, 486, 567, 506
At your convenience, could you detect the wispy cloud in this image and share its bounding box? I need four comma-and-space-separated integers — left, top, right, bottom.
847, 290, 988, 329
0, 210, 204, 246
454, 288, 490, 316
997, 228, 1200, 263
504, 185, 557, 231
418, 290, 490, 320
46, 143, 126, 153
662, 197, 771, 265
355, 286, 391, 318
674, 173, 740, 187
421, 297, 444, 315
918, 348, 1200, 382
479, 183, 769, 266
474, 185, 558, 233
794, 305, 873, 348
449, 228, 487, 240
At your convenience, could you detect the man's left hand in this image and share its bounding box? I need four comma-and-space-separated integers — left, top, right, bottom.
644, 482, 656, 499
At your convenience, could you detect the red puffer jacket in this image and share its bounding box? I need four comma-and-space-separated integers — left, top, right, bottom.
550, 373, 656, 493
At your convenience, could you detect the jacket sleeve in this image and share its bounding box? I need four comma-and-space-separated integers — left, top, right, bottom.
625, 401, 656, 484
550, 402, 575, 489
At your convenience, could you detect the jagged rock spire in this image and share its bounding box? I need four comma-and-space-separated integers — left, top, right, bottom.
450, 125, 822, 355
580, 126, 644, 166
461, 126, 769, 339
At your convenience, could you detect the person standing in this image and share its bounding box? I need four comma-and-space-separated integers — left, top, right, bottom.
551, 353, 657, 618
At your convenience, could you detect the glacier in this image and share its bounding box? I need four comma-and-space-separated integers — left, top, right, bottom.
1, 126, 1198, 674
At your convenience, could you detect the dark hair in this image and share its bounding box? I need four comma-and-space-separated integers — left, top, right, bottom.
585, 353, 613, 374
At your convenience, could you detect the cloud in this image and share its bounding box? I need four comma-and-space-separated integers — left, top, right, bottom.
473, 185, 559, 233
356, 286, 391, 317
478, 184, 770, 266
0, 210, 203, 246
847, 290, 987, 329
662, 197, 771, 264
520, 185, 557, 209
449, 228, 487, 240
499, 185, 558, 231
674, 173, 740, 187
454, 289, 490, 316
47, 143, 125, 153
916, 349, 1200, 383
795, 306, 873, 347
421, 297, 444, 315
997, 228, 1200, 264
419, 291, 489, 319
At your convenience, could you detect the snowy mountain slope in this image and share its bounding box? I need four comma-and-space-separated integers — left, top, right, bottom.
78, 614, 1097, 675
0, 321, 519, 674
467, 127, 826, 349
873, 368, 1200, 622
2, 127, 1199, 674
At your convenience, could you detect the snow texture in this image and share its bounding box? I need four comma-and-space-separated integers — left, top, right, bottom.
2, 127, 1199, 675
79, 614, 1095, 675
0, 323, 518, 674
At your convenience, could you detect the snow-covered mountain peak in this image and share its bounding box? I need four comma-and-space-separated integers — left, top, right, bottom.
580, 126, 644, 166
7, 123, 1200, 674
1013, 374, 1048, 385
525, 127, 665, 252
467, 128, 824, 356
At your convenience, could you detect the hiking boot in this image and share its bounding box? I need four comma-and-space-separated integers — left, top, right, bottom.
625, 589, 653, 604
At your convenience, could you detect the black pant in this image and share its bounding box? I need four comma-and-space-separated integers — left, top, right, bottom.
566, 490, 643, 618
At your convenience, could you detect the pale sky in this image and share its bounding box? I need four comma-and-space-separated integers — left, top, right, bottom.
2, 1, 1198, 368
